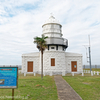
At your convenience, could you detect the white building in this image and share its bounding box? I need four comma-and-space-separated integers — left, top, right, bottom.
22, 15, 83, 75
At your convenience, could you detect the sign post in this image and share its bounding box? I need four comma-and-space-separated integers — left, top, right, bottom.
12, 89, 14, 100
0, 67, 18, 100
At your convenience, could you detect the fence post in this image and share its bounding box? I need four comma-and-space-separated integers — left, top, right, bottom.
24, 73, 26, 76
72, 72, 74, 76
94, 71, 95, 75
97, 71, 99, 75
44, 73, 45, 76
34, 73, 36, 76
91, 71, 93, 76
82, 72, 84, 76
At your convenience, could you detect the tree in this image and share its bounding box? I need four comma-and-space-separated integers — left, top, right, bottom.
34, 35, 48, 79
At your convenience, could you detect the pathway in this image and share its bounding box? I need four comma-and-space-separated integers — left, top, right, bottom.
54, 76, 82, 100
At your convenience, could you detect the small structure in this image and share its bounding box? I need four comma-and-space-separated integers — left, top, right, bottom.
22, 15, 83, 75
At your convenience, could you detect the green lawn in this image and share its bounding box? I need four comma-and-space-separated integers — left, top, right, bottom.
1, 73, 100, 100
84, 68, 100, 72
63, 74, 100, 100
0, 74, 58, 100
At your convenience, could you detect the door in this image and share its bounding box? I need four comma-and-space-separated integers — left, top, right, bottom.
27, 62, 33, 72
71, 61, 77, 72
51, 58, 55, 66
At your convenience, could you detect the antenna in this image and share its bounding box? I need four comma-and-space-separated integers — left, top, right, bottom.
88, 35, 92, 73
83, 45, 89, 63
88, 35, 90, 47
83, 35, 92, 73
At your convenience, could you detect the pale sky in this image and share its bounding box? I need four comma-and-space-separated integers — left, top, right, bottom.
0, 0, 100, 65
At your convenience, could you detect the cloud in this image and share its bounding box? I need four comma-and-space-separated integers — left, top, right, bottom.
0, 0, 100, 65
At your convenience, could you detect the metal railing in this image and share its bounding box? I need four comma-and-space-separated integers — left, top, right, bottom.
45, 37, 68, 46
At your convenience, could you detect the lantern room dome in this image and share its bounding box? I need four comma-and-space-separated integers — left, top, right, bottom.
42, 15, 68, 50
42, 15, 61, 27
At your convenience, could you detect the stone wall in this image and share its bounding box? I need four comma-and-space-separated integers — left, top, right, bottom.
42, 51, 66, 74
22, 52, 40, 73
65, 52, 83, 73
22, 52, 83, 75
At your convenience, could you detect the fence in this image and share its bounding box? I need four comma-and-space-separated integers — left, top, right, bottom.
0, 65, 100, 70
83, 65, 100, 69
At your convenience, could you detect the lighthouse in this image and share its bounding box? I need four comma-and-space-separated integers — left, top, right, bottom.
22, 15, 83, 75
41, 15, 68, 75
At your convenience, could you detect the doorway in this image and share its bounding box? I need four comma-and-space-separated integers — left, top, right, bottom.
71, 61, 77, 72
27, 61, 33, 72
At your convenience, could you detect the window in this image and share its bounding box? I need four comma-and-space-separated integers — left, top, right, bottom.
51, 58, 55, 66
51, 47, 55, 49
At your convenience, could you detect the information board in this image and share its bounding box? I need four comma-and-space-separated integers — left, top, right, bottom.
0, 67, 18, 89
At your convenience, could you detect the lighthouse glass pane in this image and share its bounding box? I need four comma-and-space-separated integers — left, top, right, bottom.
54, 25, 59, 29
47, 25, 49, 28
50, 25, 54, 28
54, 25, 57, 28
51, 47, 55, 49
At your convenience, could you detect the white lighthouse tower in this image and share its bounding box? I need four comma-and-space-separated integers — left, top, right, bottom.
42, 15, 68, 75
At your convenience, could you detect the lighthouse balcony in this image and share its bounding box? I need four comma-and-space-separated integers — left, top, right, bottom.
45, 37, 68, 48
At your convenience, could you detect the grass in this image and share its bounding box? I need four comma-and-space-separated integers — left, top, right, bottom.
1, 71, 100, 100
0, 74, 58, 100
63, 74, 100, 100
84, 68, 100, 72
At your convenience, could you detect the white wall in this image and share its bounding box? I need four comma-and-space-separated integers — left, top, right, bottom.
22, 52, 83, 74
22, 53, 40, 73
65, 52, 83, 73
58, 46, 63, 51
43, 51, 66, 74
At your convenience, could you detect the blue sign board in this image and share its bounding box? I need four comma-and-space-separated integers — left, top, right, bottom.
0, 67, 18, 88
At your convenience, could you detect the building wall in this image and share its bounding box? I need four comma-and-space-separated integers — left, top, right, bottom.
22, 52, 83, 74
65, 52, 83, 73
58, 46, 63, 51
22, 53, 40, 73
43, 51, 66, 74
